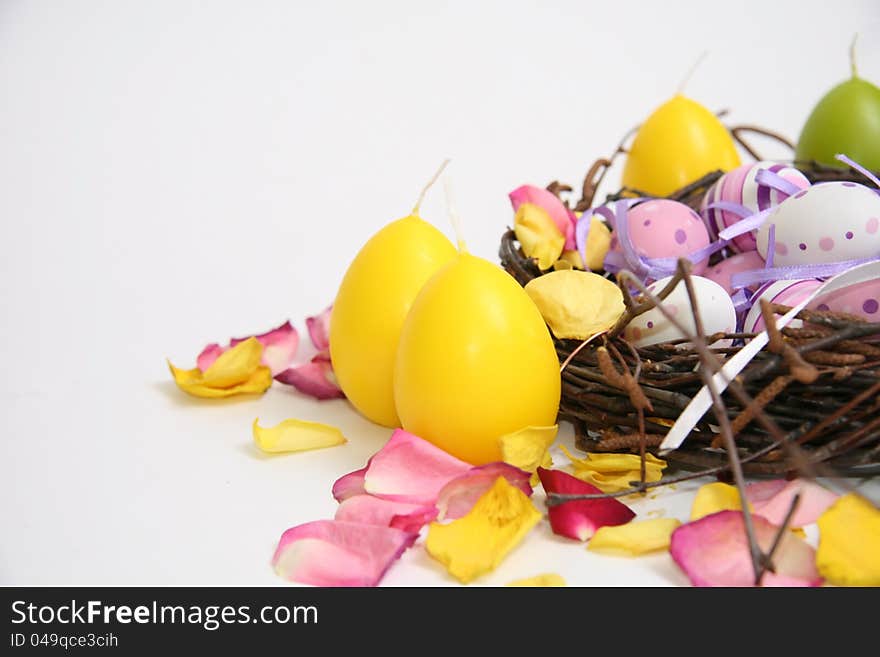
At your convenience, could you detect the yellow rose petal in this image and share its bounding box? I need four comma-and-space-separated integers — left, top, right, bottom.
558, 249, 584, 270
506, 573, 566, 587
201, 337, 265, 387
500, 425, 557, 474
426, 476, 541, 584
514, 203, 565, 271
168, 361, 272, 398
588, 518, 681, 556
690, 482, 749, 521
524, 270, 625, 340
583, 216, 612, 271
553, 258, 573, 271
252, 418, 347, 454
561, 446, 666, 493
532, 450, 554, 487
816, 493, 880, 586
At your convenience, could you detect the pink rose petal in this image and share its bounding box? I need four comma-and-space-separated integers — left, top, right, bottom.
363, 429, 472, 505
670, 510, 822, 587
746, 478, 839, 528
306, 306, 332, 351
272, 520, 417, 587
275, 359, 345, 400
334, 494, 437, 533
436, 462, 534, 520
196, 343, 225, 372
230, 320, 300, 377
537, 467, 635, 541
509, 184, 577, 250
332, 466, 368, 502
197, 321, 300, 376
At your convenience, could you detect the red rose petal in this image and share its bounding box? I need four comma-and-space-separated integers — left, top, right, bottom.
334, 494, 437, 532
306, 306, 332, 351
332, 465, 368, 502
537, 467, 635, 541
198, 320, 299, 376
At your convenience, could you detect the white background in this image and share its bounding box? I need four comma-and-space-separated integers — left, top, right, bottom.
1, 0, 878, 585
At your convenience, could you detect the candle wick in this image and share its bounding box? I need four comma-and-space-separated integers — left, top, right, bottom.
413, 158, 451, 215
850, 33, 859, 79
443, 176, 468, 253
677, 50, 709, 95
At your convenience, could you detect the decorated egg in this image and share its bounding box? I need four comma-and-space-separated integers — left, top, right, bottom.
743, 279, 822, 333
609, 199, 711, 276
702, 251, 766, 295
624, 275, 736, 347
701, 161, 810, 252
755, 181, 880, 266
808, 278, 880, 321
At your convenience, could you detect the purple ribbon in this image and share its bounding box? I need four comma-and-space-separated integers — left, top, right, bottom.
836, 153, 880, 188
765, 224, 775, 270
717, 207, 773, 241
755, 167, 802, 197
730, 255, 880, 289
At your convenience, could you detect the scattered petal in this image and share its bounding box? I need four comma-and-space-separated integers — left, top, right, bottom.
168, 337, 273, 398
196, 343, 225, 372
561, 446, 666, 493
690, 482, 746, 521
332, 466, 368, 502
436, 462, 533, 521
670, 510, 822, 587
557, 249, 584, 270
509, 184, 576, 249
537, 467, 635, 541
363, 429, 472, 505
581, 216, 613, 271
252, 417, 347, 454
334, 494, 437, 533
426, 477, 541, 584
306, 306, 332, 351
524, 270, 625, 340
272, 520, 417, 587
816, 493, 880, 586
587, 518, 681, 556
506, 574, 566, 587
746, 479, 839, 528
499, 425, 558, 485
275, 359, 345, 400
198, 321, 299, 376
514, 203, 565, 271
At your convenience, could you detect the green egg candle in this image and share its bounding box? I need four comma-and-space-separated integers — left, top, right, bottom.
795, 36, 880, 171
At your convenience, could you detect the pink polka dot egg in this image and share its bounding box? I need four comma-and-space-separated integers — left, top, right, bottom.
755, 181, 880, 267
702, 250, 766, 295
701, 161, 810, 253
624, 275, 736, 348
610, 199, 711, 276
809, 279, 880, 322
743, 279, 822, 333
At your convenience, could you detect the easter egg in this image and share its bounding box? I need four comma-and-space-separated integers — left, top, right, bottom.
702, 162, 810, 253
809, 279, 880, 321
623, 275, 736, 348
609, 199, 711, 276
622, 94, 741, 197
755, 181, 880, 266
330, 214, 457, 427
702, 251, 766, 295
394, 253, 561, 465
796, 76, 880, 172
743, 279, 822, 333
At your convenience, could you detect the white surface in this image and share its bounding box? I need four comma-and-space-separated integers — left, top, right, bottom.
1, 0, 878, 586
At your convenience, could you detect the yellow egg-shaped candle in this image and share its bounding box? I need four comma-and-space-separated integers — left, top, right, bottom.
394, 252, 561, 464
622, 94, 741, 197
330, 214, 457, 427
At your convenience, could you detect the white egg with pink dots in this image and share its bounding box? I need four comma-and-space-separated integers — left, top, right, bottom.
755, 181, 880, 266
625, 275, 737, 348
